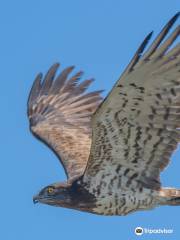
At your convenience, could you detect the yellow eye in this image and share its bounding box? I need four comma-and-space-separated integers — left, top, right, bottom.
47, 187, 54, 194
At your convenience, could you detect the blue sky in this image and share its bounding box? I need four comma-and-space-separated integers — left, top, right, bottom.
0, 0, 179, 239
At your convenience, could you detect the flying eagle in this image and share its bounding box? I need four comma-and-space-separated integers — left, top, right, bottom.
29, 13, 180, 215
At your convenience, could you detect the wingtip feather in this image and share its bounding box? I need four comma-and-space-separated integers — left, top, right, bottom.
40, 63, 60, 95
27, 72, 43, 112
142, 12, 180, 60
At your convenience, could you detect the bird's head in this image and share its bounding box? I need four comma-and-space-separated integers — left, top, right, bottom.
33, 183, 74, 207
33, 181, 96, 211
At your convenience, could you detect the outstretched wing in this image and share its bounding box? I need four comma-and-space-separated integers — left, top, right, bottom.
28, 63, 102, 180
83, 13, 180, 191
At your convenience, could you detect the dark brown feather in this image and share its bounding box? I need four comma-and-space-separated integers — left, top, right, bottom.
142, 12, 179, 60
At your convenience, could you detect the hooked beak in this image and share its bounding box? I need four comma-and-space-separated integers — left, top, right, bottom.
33, 195, 39, 204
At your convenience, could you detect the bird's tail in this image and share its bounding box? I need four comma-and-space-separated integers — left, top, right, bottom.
158, 188, 180, 206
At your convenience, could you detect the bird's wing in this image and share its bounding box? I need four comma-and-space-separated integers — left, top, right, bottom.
28, 63, 103, 181
83, 13, 180, 191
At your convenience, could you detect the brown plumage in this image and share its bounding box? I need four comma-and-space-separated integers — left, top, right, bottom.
28, 63, 103, 181
29, 13, 180, 215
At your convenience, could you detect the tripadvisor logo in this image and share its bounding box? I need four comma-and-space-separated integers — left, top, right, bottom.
135, 227, 143, 236
134, 227, 173, 235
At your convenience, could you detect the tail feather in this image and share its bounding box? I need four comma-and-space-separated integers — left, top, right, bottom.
159, 188, 180, 206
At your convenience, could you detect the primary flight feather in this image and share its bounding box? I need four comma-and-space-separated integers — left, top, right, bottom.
29, 13, 180, 215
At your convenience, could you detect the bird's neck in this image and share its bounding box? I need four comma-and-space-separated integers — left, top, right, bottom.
65, 180, 97, 212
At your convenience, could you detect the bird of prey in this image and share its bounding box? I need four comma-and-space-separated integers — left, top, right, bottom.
29, 13, 180, 215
